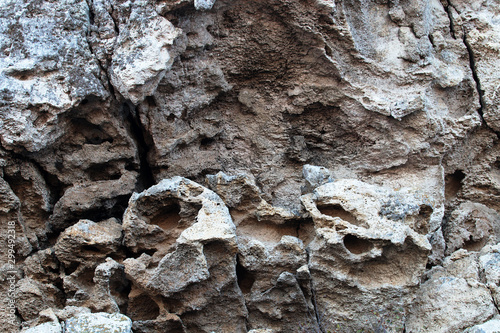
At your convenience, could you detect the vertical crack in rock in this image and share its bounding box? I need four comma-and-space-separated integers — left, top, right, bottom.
234, 255, 252, 332
109, 3, 120, 34
444, 0, 456, 39
84, 0, 116, 97
122, 103, 155, 190
306, 249, 325, 333
462, 30, 485, 122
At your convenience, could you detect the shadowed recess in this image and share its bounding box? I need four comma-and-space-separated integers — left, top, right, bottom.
236, 257, 255, 294
445, 170, 465, 201
343, 234, 373, 254
318, 204, 367, 228
126, 293, 160, 321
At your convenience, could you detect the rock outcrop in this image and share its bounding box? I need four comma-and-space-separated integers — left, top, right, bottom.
1, 0, 500, 332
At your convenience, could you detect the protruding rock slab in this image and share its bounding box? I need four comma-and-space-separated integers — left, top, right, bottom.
406, 249, 498, 333
122, 177, 247, 332
302, 179, 432, 332
65, 312, 132, 333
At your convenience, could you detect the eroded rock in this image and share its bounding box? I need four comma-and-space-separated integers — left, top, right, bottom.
303, 179, 432, 332
2, 0, 500, 331
406, 249, 498, 333
122, 177, 247, 332
65, 312, 132, 333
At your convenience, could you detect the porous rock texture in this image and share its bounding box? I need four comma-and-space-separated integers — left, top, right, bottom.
1, 0, 500, 332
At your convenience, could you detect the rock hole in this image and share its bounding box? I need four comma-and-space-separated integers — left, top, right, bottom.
324, 43, 333, 58
81, 245, 101, 253
236, 257, 255, 294
53, 277, 67, 307
236, 217, 299, 243
318, 204, 366, 227
343, 234, 373, 254
127, 293, 160, 321
200, 137, 216, 149
445, 170, 465, 201
78, 268, 96, 287
150, 203, 182, 231
413, 205, 432, 234
86, 164, 121, 181
145, 95, 157, 107
72, 118, 114, 145
109, 269, 131, 314
463, 236, 487, 252
65, 262, 80, 275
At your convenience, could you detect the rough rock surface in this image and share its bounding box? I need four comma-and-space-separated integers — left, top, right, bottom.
1, 0, 500, 332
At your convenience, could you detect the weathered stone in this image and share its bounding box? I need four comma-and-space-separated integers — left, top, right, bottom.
65, 312, 132, 333
444, 202, 500, 255
463, 316, 500, 333
123, 177, 247, 332
54, 306, 91, 322
301, 164, 333, 193
303, 179, 432, 332
109, 2, 181, 104
23, 249, 59, 283
16, 277, 63, 322
0, 0, 107, 152
2, 158, 52, 249
237, 236, 319, 332
3, 0, 500, 331
49, 171, 137, 231
479, 244, 500, 308
54, 218, 122, 268
22, 321, 62, 333
450, 0, 500, 132
406, 250, 498, 333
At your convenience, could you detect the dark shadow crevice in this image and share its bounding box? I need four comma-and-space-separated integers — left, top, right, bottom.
122, 103, 156, 191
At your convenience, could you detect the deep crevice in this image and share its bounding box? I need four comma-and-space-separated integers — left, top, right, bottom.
122, 103, 155, 191
306, 249, 325, 333
461, 29, 500, 137
445, 169, 465, 201
235, 256, 255, 294
84, 0, 116, 97
462, 30, 485, 119
444, 0, 456, 39
109, 3, 120, 34
87, 0, 95, 25
1, 147, 66, 208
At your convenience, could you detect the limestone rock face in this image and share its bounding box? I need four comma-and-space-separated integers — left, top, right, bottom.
406, 249, 499, 333
303, 179, 432, 332
65, 312, 132, 333
122, 177, 247, 332
0, 0, 108, 152
108, 2, 181, 104
1, 0, 500, 332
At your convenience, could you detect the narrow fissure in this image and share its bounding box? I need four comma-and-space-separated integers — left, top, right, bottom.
84, 0, 116, 97
306, 249, 325, 333
444, 0, 456, 39
109, 3, 120, 34
122, 103, 156, 191
462, 30, 485, 119
462, 29, 500, 138
234, 254, 255, 331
